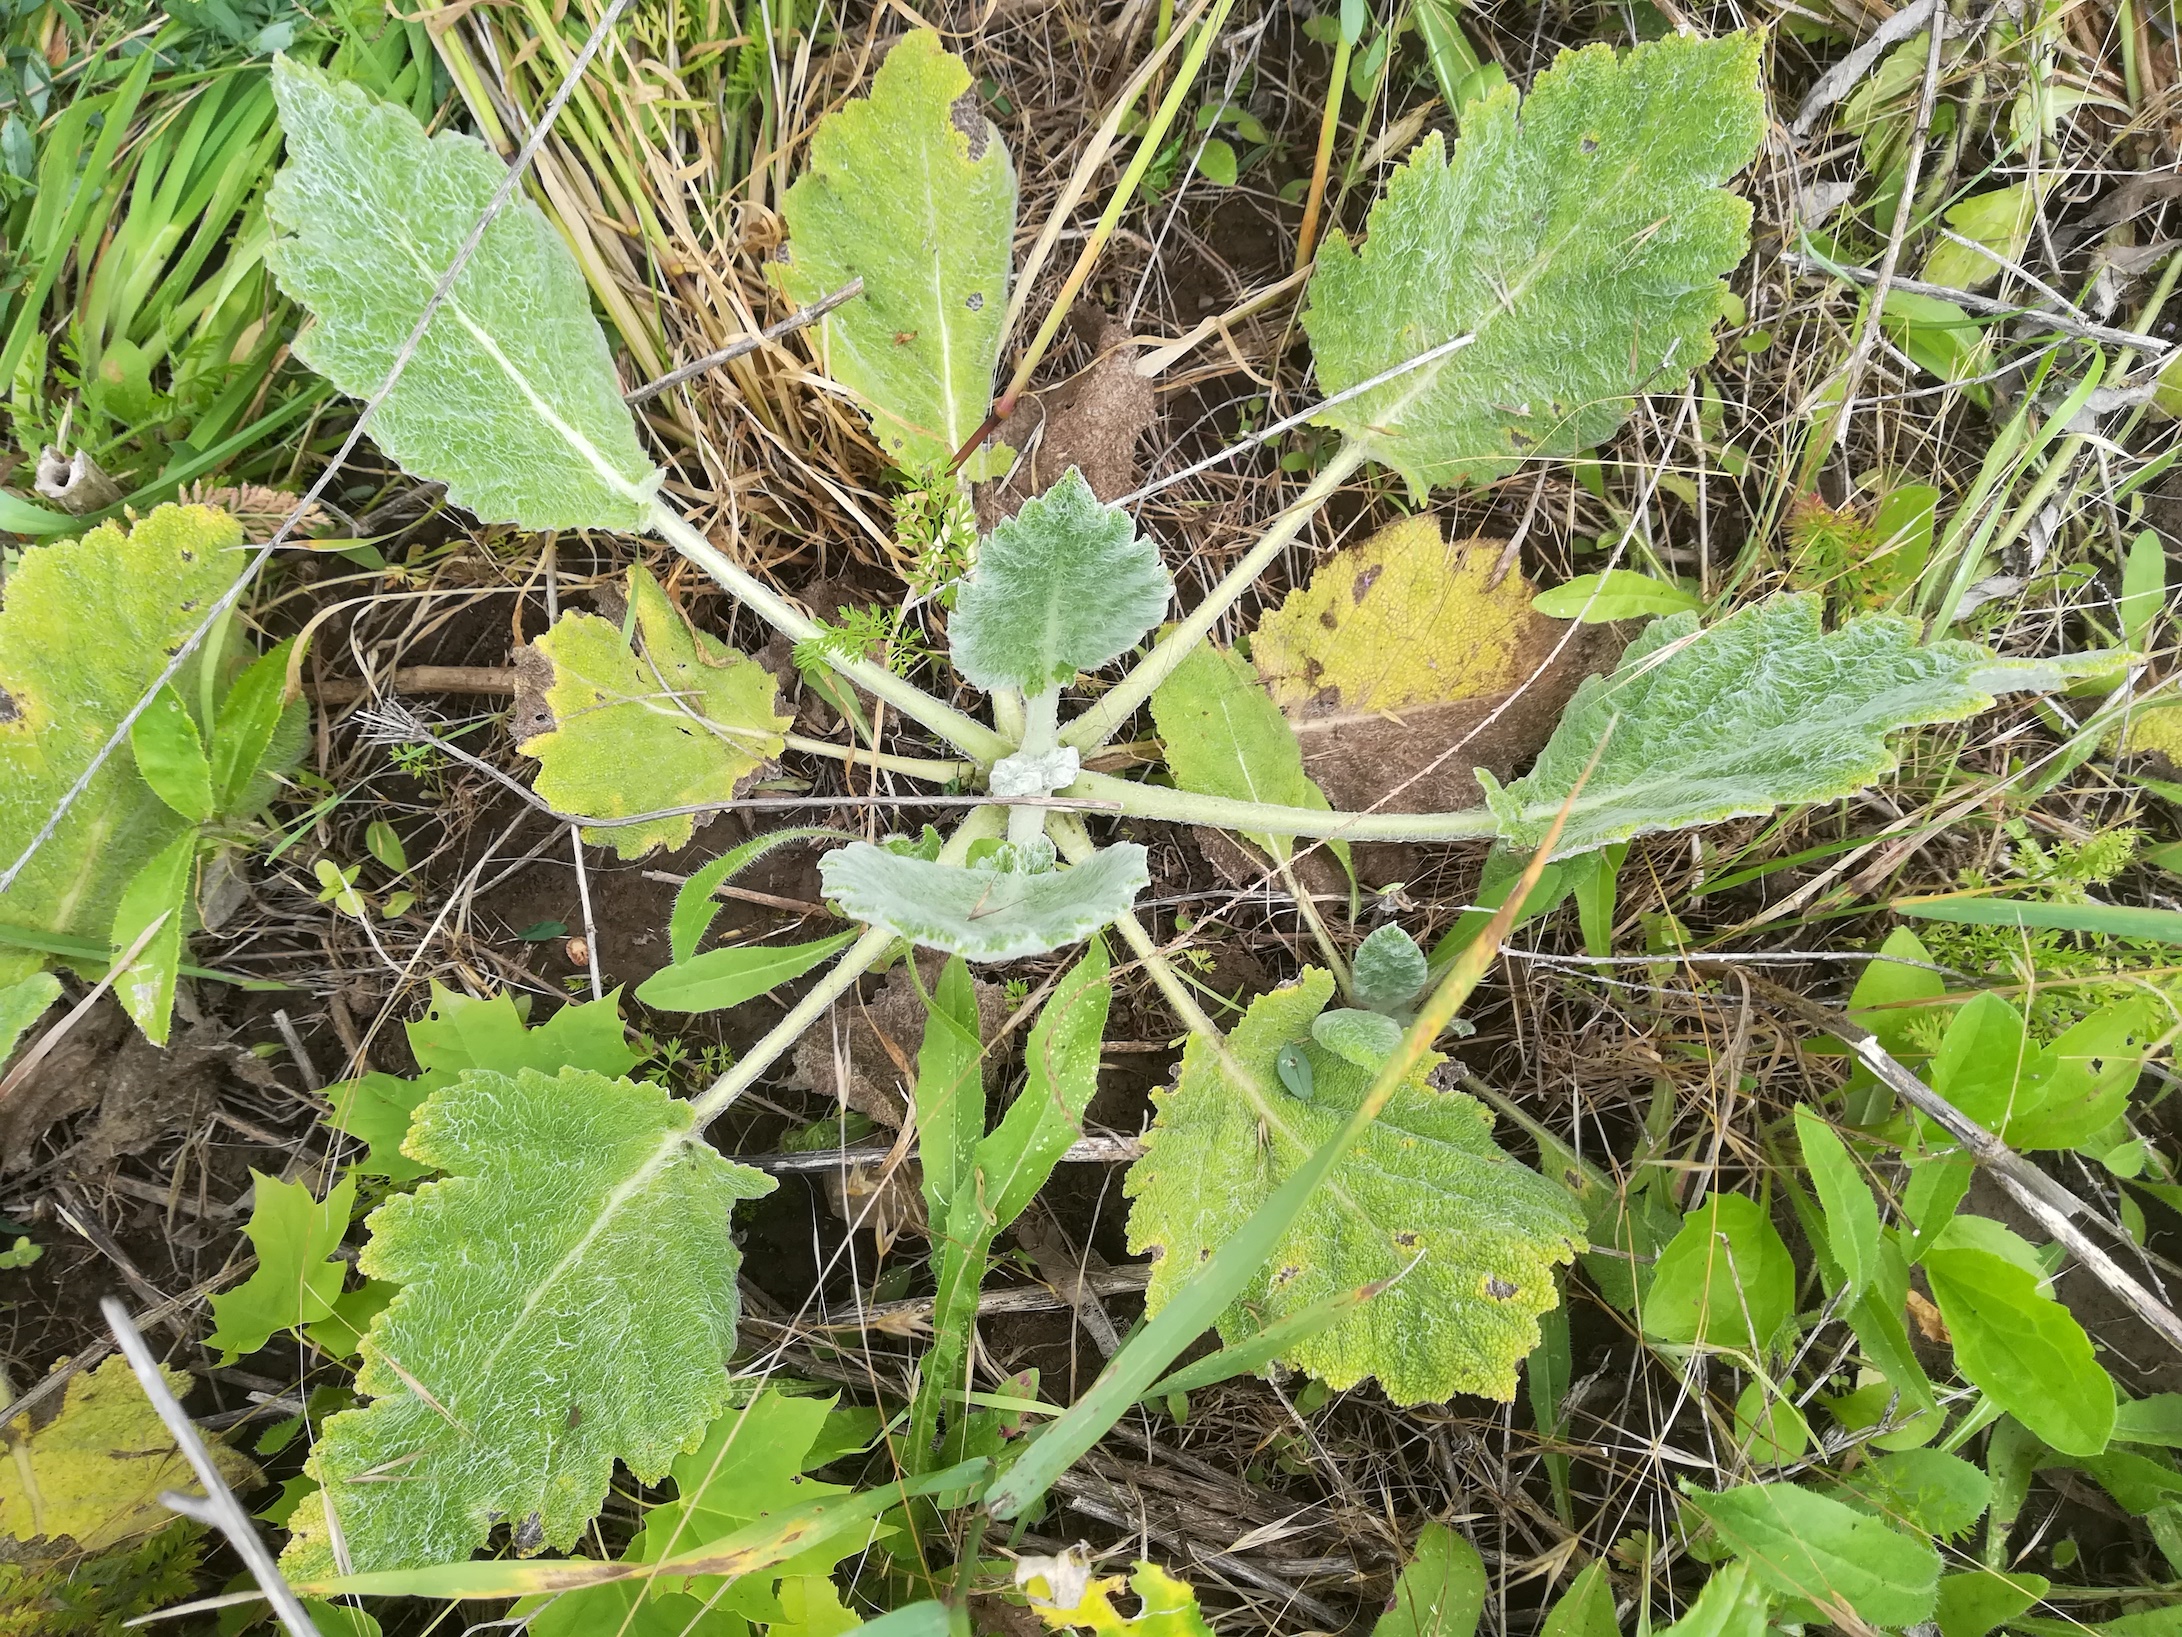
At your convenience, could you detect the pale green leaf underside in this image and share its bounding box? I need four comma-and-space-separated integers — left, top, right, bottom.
0, 505, 244, 984
515, 566, 788, 858
266, 58, 660, 531
1301, 32, 1764, 496
1484, 594, 2036, 860
819, 842, 1149, 961
283, 1067, 773, 1574
1126, 972, 1586, 1404
951, 469, 1169, 695
1148, 640, 1335, 866
772, 29, 1016, 480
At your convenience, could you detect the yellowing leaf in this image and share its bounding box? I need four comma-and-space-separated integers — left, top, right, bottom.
1031, 1561, 1215, 1636
1921, 184, 2041, 291
1, 1356, 259, 1554
1125, 971, 1586, 1404
515, 565, 788, 858
1247, 517, 1607, 815
0, 505, 243, 989
772, 30, 1017, 479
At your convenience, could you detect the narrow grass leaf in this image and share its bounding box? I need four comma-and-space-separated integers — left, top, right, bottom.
1893, 893, 2182, 944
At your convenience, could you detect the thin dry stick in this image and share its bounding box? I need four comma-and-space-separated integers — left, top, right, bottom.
623, 277, 864, 405
1784, 253, 2173, 356
101, 1297, 322, 1637
1747, 975, 2182, 1358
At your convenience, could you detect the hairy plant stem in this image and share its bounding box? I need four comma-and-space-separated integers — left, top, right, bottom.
688, 808, 1009, 1126
1005, 689, 1062, 846
650, 502, 1009, 763
783, 733, 971, 783
1064, 765, 1498, 841
1061, 442, 1369, 752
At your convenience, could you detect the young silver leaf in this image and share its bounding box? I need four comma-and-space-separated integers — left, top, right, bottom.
819, 839, 1149, 962
265, 58, 661, 530
1302, 33, 1763, 496
1482, 594, 2054, 860
1351, 925, 1427, 1010
950, 468, 1170, 696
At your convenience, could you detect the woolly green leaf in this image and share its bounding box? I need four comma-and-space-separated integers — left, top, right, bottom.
0, 505, 242, 992
1482, 595, 2056, 860
283, 1068, 773, 1574
1148, 639, 1337, 867
1682, 1481, 1939, 1628
0, 972, 60, 1061
1124, 971, 1586, 1404
265, 58, 661, 530
327, 984, 639, 1181
1311, 1007, 1404, 1067
819, 841, 1148, 962
1301, 33, 1764, 495
515, 565, 789, 858
1352, 925, 1427, 1010
772, 30, 1016, 479
951, 470, 1169, 695
207, 1173, 355, 1364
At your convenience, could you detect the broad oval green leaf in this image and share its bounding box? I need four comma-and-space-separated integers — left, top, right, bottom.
128, 684, 212, 823
1831, 1448, 1991, 1541
1482, 595, 2054, 859
515, 565, 788, 858
1655, 1561, 1770, 1637
266, 58, 661, 530
1540, 1562, 1618, 1637
1794, 1106, 1881, 1302
0, 505, 242, 994
634, 930, 860, 1014
1923, 1243, 2115, 1456
211, 638, 307, 818
1682, 1481, 1940, 1629
1533, 570, 1702, 622
0, 972, 60, 1062
1311, 1007, 1404, 1067
951, 469, 1169, 696
819, 840, 1148, 962
1373, 1521, 1486, 1637
1301, 33, 1764, 496
1641, 1193, 1794, 1358
283, 1067, 773, 1574
109, 828, 196, 1048
772, 29, 1017, 479
1125, 970, 1586, 1404
1148, 638, 1340, 868
1934, 1569, 2048, 1637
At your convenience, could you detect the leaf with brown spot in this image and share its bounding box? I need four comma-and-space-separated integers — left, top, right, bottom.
1248, 516, 1619, 819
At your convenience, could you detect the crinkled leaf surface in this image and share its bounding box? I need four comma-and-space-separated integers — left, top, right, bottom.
1353, 925, 1427, 1010
282, 1067, 773, 1574
0, 505, 242, 986
1301, 33, 1764, 495
515, 565, 788, 858
1149, 641, 1335, 865
1, 1356, 258, 1554
772, 29, 1016, 479
266, 58, 661, 530
1125, 971, 1586, 1403
207, 1172, 356, 1363
328, 984, 638, 1181
820, 842, 1148, 962
952, 469, 1169, 695
1483, 595, 2044, 859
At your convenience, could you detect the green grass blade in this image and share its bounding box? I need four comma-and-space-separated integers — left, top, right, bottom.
1892, 893, 2182, 943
